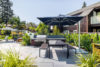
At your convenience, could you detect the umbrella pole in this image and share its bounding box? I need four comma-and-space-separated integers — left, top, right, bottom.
78, 21, 80, 49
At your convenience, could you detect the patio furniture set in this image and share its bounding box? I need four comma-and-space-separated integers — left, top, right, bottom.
32, 35, 76, 59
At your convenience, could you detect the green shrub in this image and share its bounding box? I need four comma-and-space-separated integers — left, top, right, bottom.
21, 41, 27, 46
72, 33, 79, 46
0, 35, 13, 40
1, 30, 5, 35
91, 33, 99, 43
77, 53, 100, 67
65, 33, 70, 42
0, 50, 37, 67
53, 26, 60, 35
5, 30, 11, 35
0, 35, 6, 39
65, 33, 92, 51
36, 23, 49, 35
80, 34, 92, 51
8, 35, 13, 40
65, 33, 73, 43
65, 33, 78, 46
22, 34, 30, 46
13, 35, 18, 41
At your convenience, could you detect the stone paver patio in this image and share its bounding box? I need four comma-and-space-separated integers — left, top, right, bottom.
0, 41, 78, 67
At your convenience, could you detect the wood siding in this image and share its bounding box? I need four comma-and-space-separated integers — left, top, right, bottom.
64, 16, 89, 32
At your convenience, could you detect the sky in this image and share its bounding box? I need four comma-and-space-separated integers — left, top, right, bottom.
11, 0, 100, 24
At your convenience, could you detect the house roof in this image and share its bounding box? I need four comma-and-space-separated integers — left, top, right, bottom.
67, 2, 100, 16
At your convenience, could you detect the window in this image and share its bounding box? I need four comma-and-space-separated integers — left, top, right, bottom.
97, 29, 100, 32
73, 30, 77, 33
96, 12, 100, 23
91, 11, 100, 24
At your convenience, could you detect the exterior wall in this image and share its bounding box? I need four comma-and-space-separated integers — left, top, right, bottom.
64, 25, 77, 32
89, 9, 100, 32
64, 16, 89, 32
65, 8, 100, 33
80, 16, 89, 32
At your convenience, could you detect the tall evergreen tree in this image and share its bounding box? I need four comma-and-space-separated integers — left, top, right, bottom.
82, 2, 87, 8
0, 0, 13, 26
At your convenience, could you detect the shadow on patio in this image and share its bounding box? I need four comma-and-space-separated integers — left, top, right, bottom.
43, 47, 78, 64
56, 49, 78, 64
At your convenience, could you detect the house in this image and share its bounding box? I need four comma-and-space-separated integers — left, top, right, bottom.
65, 2, 100, 33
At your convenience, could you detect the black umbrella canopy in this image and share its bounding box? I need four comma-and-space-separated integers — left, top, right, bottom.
38, 16, 83, 25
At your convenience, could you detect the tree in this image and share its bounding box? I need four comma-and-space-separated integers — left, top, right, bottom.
82, 1, 87, 8
14, 16, 20, 27
29, 22, 36, 27
8, 16, 20, 28
8, 17, 16, 26
0, 23, 5, 28
29, 26, 35, 32
53, 26, 60, 35
36, 23, 49, 35
12, 16, 21, 29
26, 22, 36, 32
19, 21, 26, 30
9, 16, 26, 30
0, 0, 13, 26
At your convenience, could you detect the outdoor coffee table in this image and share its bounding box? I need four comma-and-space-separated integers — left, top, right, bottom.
47, 40, 69, 58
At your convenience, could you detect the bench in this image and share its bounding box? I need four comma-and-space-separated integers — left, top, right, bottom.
66, 44, 76, 58
39, 43, 48, 57
68, 45, 76, 54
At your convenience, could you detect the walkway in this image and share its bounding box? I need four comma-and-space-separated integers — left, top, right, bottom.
0, 41, 78, 67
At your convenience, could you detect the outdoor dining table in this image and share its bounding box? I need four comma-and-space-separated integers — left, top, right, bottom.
47, 40, 69, 58
32, 37, 70, 58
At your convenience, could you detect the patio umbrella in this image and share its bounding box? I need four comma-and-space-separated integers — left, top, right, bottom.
38, 15, 83, 49
38, 15, 83, 25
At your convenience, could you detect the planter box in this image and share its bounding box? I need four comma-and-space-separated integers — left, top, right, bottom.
17, 38, 22, 42
93, 43, 100, 55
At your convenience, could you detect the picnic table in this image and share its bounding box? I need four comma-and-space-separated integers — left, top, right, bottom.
47, 40, 69, 58
38, 39, 76, 58
32, 35, 76, 58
